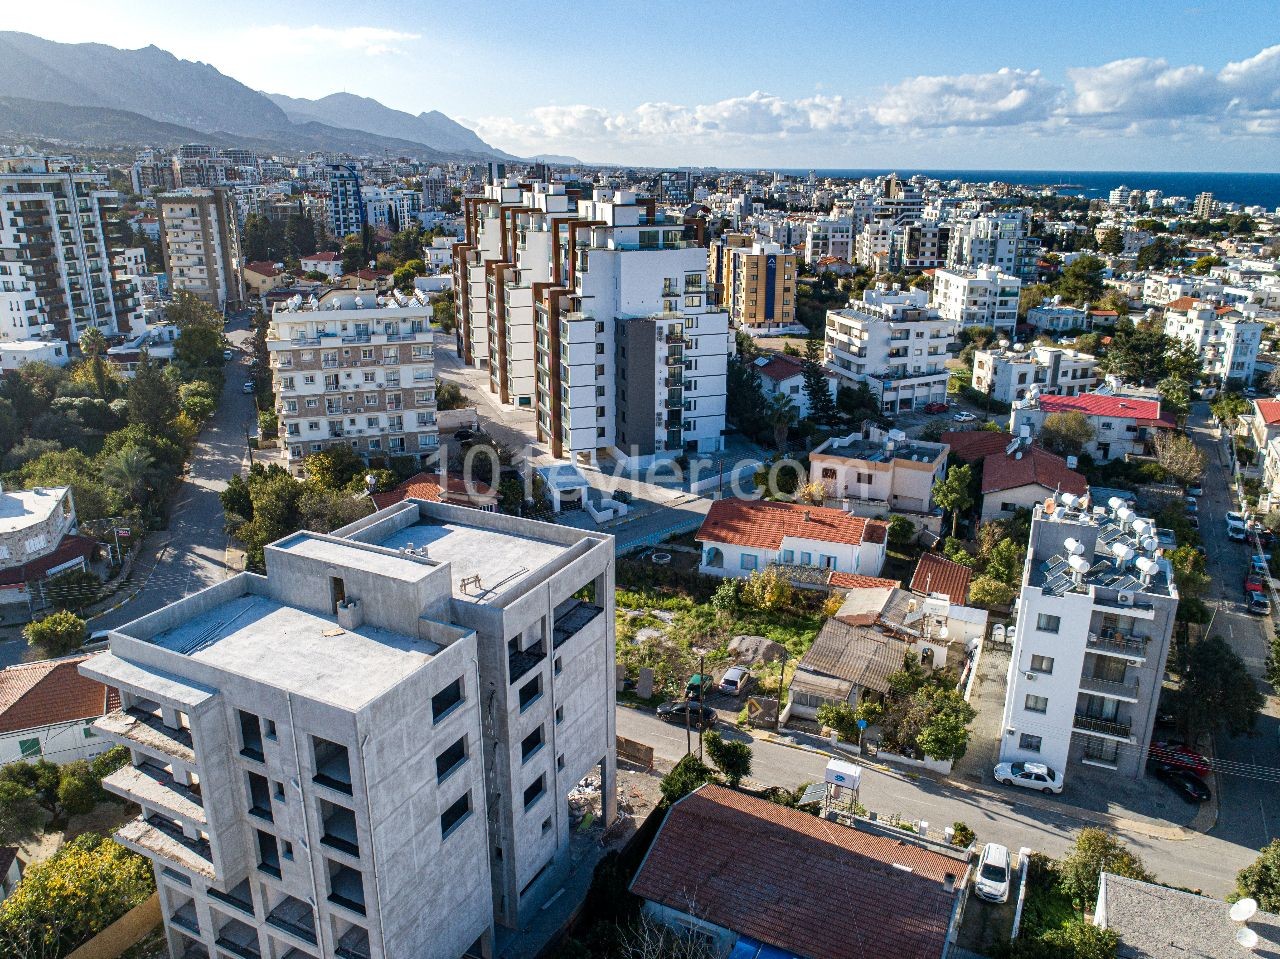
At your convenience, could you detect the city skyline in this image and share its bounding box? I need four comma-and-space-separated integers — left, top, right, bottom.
21, 0, 1280, 171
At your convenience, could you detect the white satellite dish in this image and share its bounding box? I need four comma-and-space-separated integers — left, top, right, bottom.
1231, 899, 1259, 923
1237, 927, 1259, 951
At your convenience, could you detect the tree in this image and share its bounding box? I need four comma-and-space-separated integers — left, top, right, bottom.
932, 463, 975, 537
56, 760, 103, 817
1191, 254, 1223, 276
1098, 228, 1123, 256
727, 358, 769, 441
659, 753, 714, 805
1152, 431, 1205, 485
1039, 411, 1094, 457
801, 337, 837, 426
1178, 634, 1263, 738
100, 445, 156, 505
969, 575, 1017, 609
1135, 236, 1183, 271
1058, 828, 1152, 909
911, 688, 976, 761
174, 321, 225, 371
0, 780, 41, 845
617, 912, 719, 959
764, 391, 798, 451
1057, 255, 1105, 305
1211, 392, 1250, 428
886, 514, 915, 548
304, 444, 365, 490
126, 352, 179, 433
77, 326, 106, 359
1236, 840, 1280, 912
1155, 376, 1191, 417
0, 833, 154, 958
23, 609, 86, 657
817, 702, 861, 742
741, 567, 793, 611
436, 380, 466, 411
704, 731, 752, 788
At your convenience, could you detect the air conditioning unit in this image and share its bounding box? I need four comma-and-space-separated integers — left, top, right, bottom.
1024, 672, 1037, 681
1117, 591, 1134, 605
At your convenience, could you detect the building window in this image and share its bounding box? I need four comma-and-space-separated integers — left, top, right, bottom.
432, 678, 465, 722
1036, 614, 1061, 634
247, 772, 273, 821
18, 737, 40, 758
542, 817, 553, 834
1084, 737, 1120, 764
238, 710, 264, 761
1019, 734, 1043, 753
1024, 694, 1049, 714
441, 791, 472, 839
519, 675, 543, 712
521, 726, 545, 763
1029, 654, 1054, 675
524, 775, 546, 810
555, 705, 564, 725
740, 554, 758, 571
257, 830, 281, 878
436, 736, 468, 782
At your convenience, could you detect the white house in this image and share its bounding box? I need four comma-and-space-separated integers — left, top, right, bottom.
696, 498, 887, 579
1008, 393, 1175, 462
299, 251, 344, 278
931, 267, 1021, 333
972, 345, 1099, 404
0, 654, 117, 766
751, 354, 835, 418
1162, 296, 1264, 385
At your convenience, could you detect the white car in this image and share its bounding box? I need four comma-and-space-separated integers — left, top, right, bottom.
975, 843, 1011, 903
994, 760, 1064, 794
717, 666, 750, 697
952, 411, 977, 423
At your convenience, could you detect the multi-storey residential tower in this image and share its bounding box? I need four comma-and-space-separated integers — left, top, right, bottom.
158, 187, 244, 312
999, 498, 1178, 780
708, 233, 798, 332
81, 498, 617, 959
947, 212, 1041, 281
1162, 296, 1264, 385
328, 165, 366, 240
931, 267, 1022, 333
269, 288, 438, 474
0, 156, 139, 343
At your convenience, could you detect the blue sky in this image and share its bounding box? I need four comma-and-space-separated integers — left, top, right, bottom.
26, 0, 1280, 169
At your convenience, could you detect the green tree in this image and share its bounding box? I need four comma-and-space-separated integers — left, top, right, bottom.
886, 514, 915, 548
304, 444, 365, 489
19, 448, 122, 520
99, 445, 156, 505
284, 214, 318, 258
912, 688, 977, 762
1057, 255, 1105, 304
1135, 236, 1183, 271
764, 391, 799, 451
0, 779, 41, 845
1098, 228, 1123, 256
174, 321, 226, 371
1211, 392, 1250, 428
969, 575, 1018, 609
126, 352, 179, 433
1236, 840, 1280, 912
23, 609, 86, 657
56, 760, 103, 817
816, 701, 862, 742
801, 337, 837, 426
932, 463, 975, 537
726, 358, 769, 441
1058, 828, 1152, 909
1190, 254, 1223, 276
436, 380, 466, 411
1039, 410, 1094, 457
659, 753, 714, 805
1178, 634, 1263, 738
77, 326, 106, 359
704, 731, 752, 788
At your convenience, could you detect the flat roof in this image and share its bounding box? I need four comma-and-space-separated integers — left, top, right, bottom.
272, 534, 436, 583
375, 519, 570, 605
0, 486, 67, 535
145, 593, 440, 709
815, 439, 942, 464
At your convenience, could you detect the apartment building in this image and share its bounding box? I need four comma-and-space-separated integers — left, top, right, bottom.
803, 215, 854, 264
707, 234, 798, 331
158, 188, 244, 312
452, 180, 521, 369
972, 345, 1099, 403
1142, 273, 1224, 306
269, 288, 438, 475
328, 165, 366, 240
999, 498, 1178, 781
1162, 296, 1264, 384
1010, 393, 1175, 462
897, 221, 951, 270
824, 284, 954, 414
1193, 191, 1216, 219
81, 498, 617, 959
809, 426, 948, 518
852, 219, 895, 272
1026, 301, 1092, 332
931, 267, 1021, 333
0, 156, 139, 343
947, 213, 1041, 281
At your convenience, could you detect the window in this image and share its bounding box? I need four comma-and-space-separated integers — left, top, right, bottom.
542, 817, 553, 834
521, 726, 545, 763
1084, 737, 1120, 764
557, 754, 566, 770
554, 656, 562, 675
740, 553, 758, 571
1036, 614, 1061, 634
436, 736, 468, 782
441, 791, 471, 838
247, 772, 273, 820
257, 829, 281, 878
555, 705, 564, 725
238, 710, 264, 761
519, 675, 543, 712
432, 678, 464, 722
1024, 694, 1049, 714
263, 719, 277, 740
524, 775, 546, 810
781, 549, 794, 563
18, 737, 40, 758
1029, 654, 1054, 674
1019, 734, 1043, 753
800, 552, 812, 565
312, 737, 352, 794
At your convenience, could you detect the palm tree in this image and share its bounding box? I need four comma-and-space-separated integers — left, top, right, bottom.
78, 326, 106, 358
101, 446, 156, 506
764, 393, 799, 452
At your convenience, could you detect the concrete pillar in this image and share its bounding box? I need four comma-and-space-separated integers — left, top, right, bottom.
600, 754, 617, 827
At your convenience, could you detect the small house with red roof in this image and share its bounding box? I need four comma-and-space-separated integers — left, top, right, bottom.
370, 472, 497, 512
1008, 392, 1176, 462
299, 251, 344, 279
944, 430, 1088, 524
751, 353, 835, 418
696, 498, 888, 581
242, 260, 289, 299
0, 653, 118, 766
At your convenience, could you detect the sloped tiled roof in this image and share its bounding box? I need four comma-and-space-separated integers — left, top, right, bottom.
1038, 393, 1163, 421
941, 430, 1012, 462
797, 618, 909, 694
0, 535, 98, 587
697, 499, 887, 551
1255, 398, 1280, 426
1164, 296, 1199, 312
370, 472, 496, 510
980, 446, 1088, 496
828, 572, 901, 591
242, 261, 281, 278
631, 784, 963, 959
0, 654, 117, 736
753, 354, 804, 384
911, 553, 973, 606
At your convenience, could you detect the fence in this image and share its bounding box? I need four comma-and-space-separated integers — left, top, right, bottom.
616, 735, 654, 769
64, 891, 160, 959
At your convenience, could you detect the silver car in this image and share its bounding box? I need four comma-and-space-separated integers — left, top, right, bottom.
975, 843, 1011, 903
718, 666, 750, 697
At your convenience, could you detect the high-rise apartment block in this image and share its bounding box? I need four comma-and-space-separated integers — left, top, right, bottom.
328, 165, 366, 240
824, 285, 954, 414
269, 288, 439, 475
81, 497, 617, 959
708, 233, 798, 331
0, 156, 139, 344
999, 498, 1178, 780
1193, 191, 1216, 220
947, 213, 1041, 281
931, 267, 1021, 333
158, 187, 244, 311
454, 181, 729, 463
803, 215, 855, 264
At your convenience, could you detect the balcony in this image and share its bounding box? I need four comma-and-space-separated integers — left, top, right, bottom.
335, 927, 371, 959
553, 598, 604, 648
115, 815, 214, 879
208, 878, 255, 916
95, 708, 195, 765
215, 917, 262, 959
1078, 674, 1140, 702
266, 895, 318, 945
328, 865, 366, 916
509, 639, 546, 685
102, 762, 204, 825
1073, 713, 1133, 741
1087, 631, 1149, 661
170, 901, 201, 936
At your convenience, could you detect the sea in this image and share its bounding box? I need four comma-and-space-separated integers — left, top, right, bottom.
772, 169, 1280, 211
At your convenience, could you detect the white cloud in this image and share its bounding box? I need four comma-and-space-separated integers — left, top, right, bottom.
869, 68, 1059, 128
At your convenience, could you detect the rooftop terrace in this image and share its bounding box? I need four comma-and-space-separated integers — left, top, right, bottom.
1030, 498, 1176, 600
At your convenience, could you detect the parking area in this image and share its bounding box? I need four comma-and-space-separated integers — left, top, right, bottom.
956, 848, 1024, 956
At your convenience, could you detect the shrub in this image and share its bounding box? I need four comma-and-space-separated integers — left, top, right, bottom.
23, 609, 86, 656
951, 820, 976, 848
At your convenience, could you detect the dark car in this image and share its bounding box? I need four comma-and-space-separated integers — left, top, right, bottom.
923, 401, 949, 414
453, 428, 477, 442
1148, 760, 1211, 803
656, 700, 717, 730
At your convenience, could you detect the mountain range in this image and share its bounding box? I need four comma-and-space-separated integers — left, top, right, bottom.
0, 31, 521, 161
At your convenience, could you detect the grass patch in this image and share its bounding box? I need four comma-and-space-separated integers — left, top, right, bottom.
1020, 853, 1081, 937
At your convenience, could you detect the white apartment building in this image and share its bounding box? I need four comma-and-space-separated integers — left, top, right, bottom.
1162, 297, 1264, 384
1142, 273, 1224, 306
824, 284, 954, 414
931, 267, 1021, 333
1000, 499, 1178, 781
158, 188, 244, 312
803, 215, 855, 264
809, 426, 948, 518
947, 212, 1041, 281
972, 345, 1099, 404
269, 289, 438, 475
1026, 301, 1091, 332
81, 497, 617, 959
0, 156, 139, 344
853, 219, 895, 272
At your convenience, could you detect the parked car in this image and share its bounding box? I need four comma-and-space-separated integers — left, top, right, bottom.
1228, 524, 1249, 542
223, 348, 235, 360
656, 700, 717, 730
1227, 511, 1248, 526
952, 411, 977, 423
1251, 554, 1271, 575
453, 428, 477, 442
994, 760, 1064, 794
974, 843, 1012, 903
1249, 592, 1272, 615
1184, 497, 1198, 514
1186, 515, 1199, 530
717, 666, 750, 697
1148, 759, 1212, 803
1245, 386, 1258, 397
1187, 483, 1204, 497
1245, 573, 1267, 596
242, 381, 255, 394
686, 673, 713, 699
1149, 741, 1210, 778
923, 401, 949, 414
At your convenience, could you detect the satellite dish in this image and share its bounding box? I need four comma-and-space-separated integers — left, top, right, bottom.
1237, 927, 1259, 951
1231, 899, 1259, 923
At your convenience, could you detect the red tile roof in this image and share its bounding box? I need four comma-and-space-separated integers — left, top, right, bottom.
0, 654, 118, 736
243, 261, 281, 278
941, 430, 1012, 462
1038, 393, 1167, 423
370, 472, 496, 510
1256, 399, 1280, 427
631, 784, 964, 959
0, 535, 98, 587
1164, 296, 1198, 312
303, 252, 342, 262
828, 572, 901, 590
754, 354, 804, 384
697, 499, 887, 550
911, 553, 973, 606
980, 446, 1087, 496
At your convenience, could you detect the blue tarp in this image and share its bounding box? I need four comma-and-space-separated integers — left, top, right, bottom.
727, 936, 809, 959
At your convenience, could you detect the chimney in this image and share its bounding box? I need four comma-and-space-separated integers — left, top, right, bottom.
336, 598, 364, 631
944, 873, 956, 893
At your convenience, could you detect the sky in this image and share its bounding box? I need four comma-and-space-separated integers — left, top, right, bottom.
14, 0, 1280, 170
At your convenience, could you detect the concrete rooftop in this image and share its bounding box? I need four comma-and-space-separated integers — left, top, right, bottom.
0, 486, 67, 534
273, 533, 437, 582
146, 593, 441, 709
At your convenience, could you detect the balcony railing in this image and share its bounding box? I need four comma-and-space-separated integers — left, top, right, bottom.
1078, 675, 1140, 701
1087, 631, 1148, 658
1073, 713, 1133, 739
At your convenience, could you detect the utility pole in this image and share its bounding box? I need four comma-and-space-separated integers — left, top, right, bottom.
698, 653, 706, 762
776, 652, 786, 730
